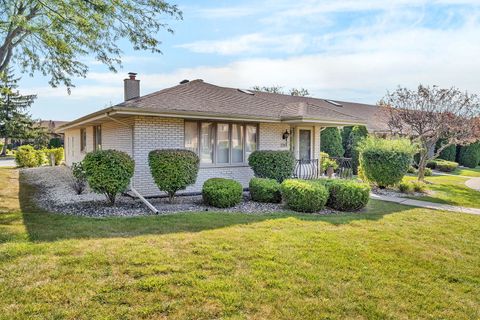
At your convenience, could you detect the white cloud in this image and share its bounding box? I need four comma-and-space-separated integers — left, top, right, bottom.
177, 33, 307, 55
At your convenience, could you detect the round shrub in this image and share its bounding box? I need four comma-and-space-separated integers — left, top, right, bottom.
44, 147, 64, 165
320, 127, 344, 157
35, 150, 46, 166
411, 181, 427, 193
424, 167, 432, 176
203, 178, 243, 208
435, 160, 458, 172
15, 145, 38, 168
149, 149, 199, 202
49, 138, 63, 148
248, 150, 295, 182
358, 137, 416, 188
280, 179, 328, 213
407, 166, 417, 174
317, 179, 370, 211
249, 178, 282, 203
82, 150, 135, 205
398, 181, 413, 194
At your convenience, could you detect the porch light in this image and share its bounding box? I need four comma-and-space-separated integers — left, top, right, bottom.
282, 129, 290, 140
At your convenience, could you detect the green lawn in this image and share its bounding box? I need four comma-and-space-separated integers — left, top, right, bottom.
1, 168, 480, 319
451, 166, 480, 177
403, 174, 480, 208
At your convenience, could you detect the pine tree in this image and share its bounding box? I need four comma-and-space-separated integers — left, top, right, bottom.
0, 68, 36, 156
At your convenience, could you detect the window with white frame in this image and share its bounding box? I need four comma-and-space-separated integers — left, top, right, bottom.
185, 121, 258, 164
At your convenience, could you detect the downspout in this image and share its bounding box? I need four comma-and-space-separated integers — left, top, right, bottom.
106, 113, 159, 214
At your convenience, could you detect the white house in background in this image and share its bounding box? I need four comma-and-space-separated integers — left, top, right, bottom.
57, 73, 382, 197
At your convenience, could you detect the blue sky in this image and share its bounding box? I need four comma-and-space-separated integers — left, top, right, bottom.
19, 0, 480, 121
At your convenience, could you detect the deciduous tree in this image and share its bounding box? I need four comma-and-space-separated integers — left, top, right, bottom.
381, 85, 480, 180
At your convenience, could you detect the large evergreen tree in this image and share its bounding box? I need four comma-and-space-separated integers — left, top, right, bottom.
0, 68, 36, 156
320, 127, 344, 157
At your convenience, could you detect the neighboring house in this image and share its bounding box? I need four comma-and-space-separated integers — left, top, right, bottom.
39, 120, 68, 142
57, 73, 382, 197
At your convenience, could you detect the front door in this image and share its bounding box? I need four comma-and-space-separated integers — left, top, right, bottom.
299, 129, 311, 160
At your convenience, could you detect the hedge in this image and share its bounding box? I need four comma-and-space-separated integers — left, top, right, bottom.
202, 178, 243, 208
249, 178, 282, 203
350, 125, 368, 174
358, 137, 416, 188
248, 150, 295, 182
427, 159, 459, 172
436, 140, 457, 162
316, 179, 370, 211
15, 145, 38, 168
320, 127, 344, 157
82, 150, 135, 205
281, 179, 329, 212
149, 149, 199, 202
44, 147, 64, 165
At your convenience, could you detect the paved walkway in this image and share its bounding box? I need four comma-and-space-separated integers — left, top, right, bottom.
465, 177, 480, 192
0, 158, 15, 167
370, 194, 480, 215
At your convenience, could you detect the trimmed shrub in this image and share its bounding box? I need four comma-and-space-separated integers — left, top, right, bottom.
35, 150, 46, 166
70, 162, 87, 195
435, 160, 459, 172
424, 167, 433, 176
458, 142, 480, 168
317, 179, 370, 211
320, 153, 339, 172
82, 150, 135, 205
398, 181, 413, 194
202, 178, 243, 208
281, 179, 329, 212
248, 150, 295, 182
249, 178, 282, 203
407, 166, 417, 174
44, 147, 64, 165
426, 160, 437, 169
358, 137, 416, 188
320, 127, 344, 157
15, 145, 38, 168
411, 181, 427, 193
149, 149, 199, 202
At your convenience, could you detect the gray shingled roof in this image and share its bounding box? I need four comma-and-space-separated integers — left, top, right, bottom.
116, 79, 370, 124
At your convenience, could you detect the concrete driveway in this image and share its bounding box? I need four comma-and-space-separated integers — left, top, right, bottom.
0, 158, 16, 167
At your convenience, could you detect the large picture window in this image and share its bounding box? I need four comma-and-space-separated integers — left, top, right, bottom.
185, 121, 257, 165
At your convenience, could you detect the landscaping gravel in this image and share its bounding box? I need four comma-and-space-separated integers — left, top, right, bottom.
22, 166, 337, 217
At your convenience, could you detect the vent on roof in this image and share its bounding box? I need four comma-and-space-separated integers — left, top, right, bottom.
238, 89, 254, 95
325, 99, 343, 107
179, 79, 189, 84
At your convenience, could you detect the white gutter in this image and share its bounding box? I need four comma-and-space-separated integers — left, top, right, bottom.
106, 114, 159, 215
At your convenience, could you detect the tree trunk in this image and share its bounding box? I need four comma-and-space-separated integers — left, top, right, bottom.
0, 137, 7, 156
417, 151, 428, 182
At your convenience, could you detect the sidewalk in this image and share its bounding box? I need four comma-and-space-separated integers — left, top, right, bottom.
371, 193, 480, 216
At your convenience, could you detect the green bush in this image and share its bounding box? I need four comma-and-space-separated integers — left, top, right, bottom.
458, 142, 480, 168
281, 179, 329, 212
35, 150, 46, 166
320, 153, 339, 171
202, 178, 243, 208
82, 150, 135, 205
320, 127, 344, 157
49, 138, 63, 148
411, 181, 427, 193
149, 149, 199, 202
341, 126, 353, 157
15, 145, 38, 168
398, 181, 413, 194
435, 160, 459, 172
426, 160, 437, 169
248, 150, 295, 182
358, 137, 416, 188
317, 179, 370, 211
249, 178, 282, 203
70, 162, 87, 195
407, 166, 417, 174
424, 167, 432, 176
44, 147, 64, 165
436, 140, 457, 162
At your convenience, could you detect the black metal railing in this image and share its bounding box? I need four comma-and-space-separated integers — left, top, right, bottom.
293, 159, 320, 180
330, 157, 353, 179
293, 157, 353, 180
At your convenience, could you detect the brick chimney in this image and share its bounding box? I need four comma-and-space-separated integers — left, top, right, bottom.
124, 72, 140, 101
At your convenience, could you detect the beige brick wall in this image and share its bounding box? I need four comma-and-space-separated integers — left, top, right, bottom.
258, 123, 291, 151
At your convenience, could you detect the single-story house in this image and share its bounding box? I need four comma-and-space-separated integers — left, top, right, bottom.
57, 73, 383, 197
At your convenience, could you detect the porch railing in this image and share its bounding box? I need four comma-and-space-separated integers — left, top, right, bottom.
293, 157, 353, 180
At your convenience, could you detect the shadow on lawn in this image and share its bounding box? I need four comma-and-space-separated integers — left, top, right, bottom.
17, 170, 412, 243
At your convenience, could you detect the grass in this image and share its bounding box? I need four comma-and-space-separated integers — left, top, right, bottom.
451, 166, 480, 177
403, 174, 480, 208
1, 168, 480, 319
